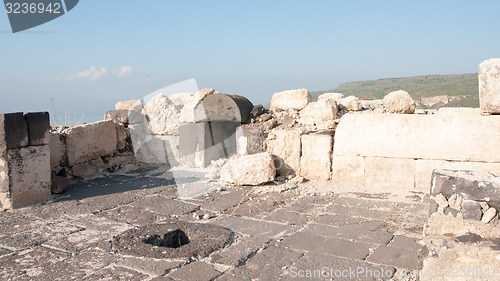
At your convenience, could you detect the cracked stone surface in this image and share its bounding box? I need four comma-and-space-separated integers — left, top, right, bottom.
0, 167, 429, 280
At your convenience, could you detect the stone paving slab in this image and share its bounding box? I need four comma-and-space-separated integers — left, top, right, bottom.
314, 213, 388, 232
97, 205, 168, 226
366, 244, 423, 270
212, 216, 298, 238
81, 265, 149, 281
281, 251, 396, 281
302, 223, 394, 245
24, 248, 118, 281
0, 246, 71, 281
199, 188, 252, 213
219, 246, 304, 281
167, 261, 222, 281
210, 235, 272, 266
116, 256, 185, 276
130, 196, 200, 216
0, 171, 431, 280
280, 231, 375, 260
262, 208, 315, 226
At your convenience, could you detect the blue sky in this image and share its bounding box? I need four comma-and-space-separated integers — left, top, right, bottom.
1, 0, 499, 124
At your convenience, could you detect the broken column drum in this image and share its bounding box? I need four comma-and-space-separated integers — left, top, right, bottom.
179, 93, 253, 167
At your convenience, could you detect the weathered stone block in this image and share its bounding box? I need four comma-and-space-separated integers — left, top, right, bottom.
63, 120, 117, 166
331, 155, 364, 186
364, 156, 415, 189
270, 88, 311, 111
300, 133, 332, 181
298, 99, 337, 130
431, 169, 500, 210
0, 112, 28, 150
239, 126, 266, 155
71, 158, 107, 179
179, 121, 239, 167
6, 145, 51, 208
48, 132, 66, 170
334, 113, 500, 163
436, 107, 481, 116
266, 128, 301, 176
143, 94, 180, 135
339, 96, 362, 111
478, 58, 500, 114
415, 159, 500, 191
220, 152, 275, 185
115, 99, 143, 111
462, 200, 482, 221
317, 92, 344, 104
24, 112, 50, 146
104, 110, 144, 125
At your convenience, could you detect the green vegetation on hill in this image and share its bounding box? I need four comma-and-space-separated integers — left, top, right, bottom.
311, 74, 479, 108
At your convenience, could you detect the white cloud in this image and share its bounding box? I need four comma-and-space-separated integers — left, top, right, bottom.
65, 66, 109, 81
63, 66, 132, 81
114, 66, 132, 78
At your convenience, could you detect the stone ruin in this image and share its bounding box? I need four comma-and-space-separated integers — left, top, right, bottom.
1, 58, 500, 278
2, 58, 500, 213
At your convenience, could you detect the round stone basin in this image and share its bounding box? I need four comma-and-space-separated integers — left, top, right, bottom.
112, 221, 233, 259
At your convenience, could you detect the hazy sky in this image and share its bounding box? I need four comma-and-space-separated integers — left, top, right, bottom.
1, 0, 499, 124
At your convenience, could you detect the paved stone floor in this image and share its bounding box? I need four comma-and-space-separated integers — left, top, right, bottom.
0, 166, 429, 280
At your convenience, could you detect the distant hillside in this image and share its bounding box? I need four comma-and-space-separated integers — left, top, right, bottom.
311, 74, 479, 108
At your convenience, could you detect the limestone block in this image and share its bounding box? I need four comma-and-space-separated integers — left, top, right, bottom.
169, 92, 193, 108
266, 128, 301, 176
104, 110, 144, 125
317, 92, 344, 104
161, 135, 180, 167
431, 169, 500, 210
143, 94, 180, 135
7, 146, 51, 208
48, 132, 66, 170
331, 155, 365, 186
462, 200, 482, 221
333, 113, 500, 163
220, 152, 275, 185
132, 134, 169, 164
360, 99, 384, 110
298, 99, 337, 130
340, 96, 362, 111
200, 93, 254, 124
114, 122, 128, 151
71, 158, 107, 179
478, 58, 500, 114
115, 99, 143, 112
178, 121, 239, 167
0, 155, 8, 193
270, 89, 311, 111
363, 157, 415, 189
415, 159, 500, 191
436, 107, 481, 116
0, 112, 28, 150
25, 112, 50, 146
382, 90, 416, 114
299, 133, 332, 181
239, 126, 266, 155
63, 120, 118, 166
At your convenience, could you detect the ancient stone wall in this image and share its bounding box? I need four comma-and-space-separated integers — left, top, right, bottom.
0, 112, 51, 209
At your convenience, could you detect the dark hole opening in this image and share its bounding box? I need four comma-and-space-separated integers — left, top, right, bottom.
143, 229, 190, 248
